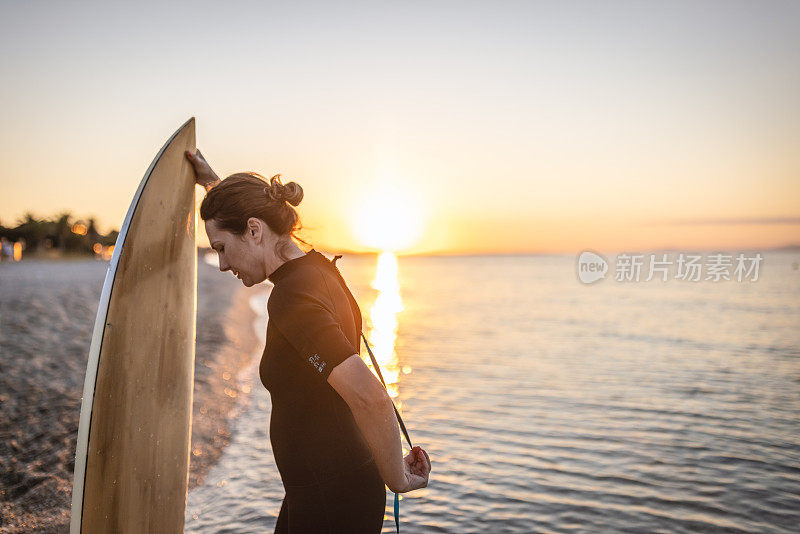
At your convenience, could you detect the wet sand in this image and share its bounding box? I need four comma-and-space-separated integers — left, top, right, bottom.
0, 259, 264, 533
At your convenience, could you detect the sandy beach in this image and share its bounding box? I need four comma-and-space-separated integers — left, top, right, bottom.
0, 258, 264, 533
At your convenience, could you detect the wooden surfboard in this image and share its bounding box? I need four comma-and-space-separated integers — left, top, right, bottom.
70, 118, 197, 533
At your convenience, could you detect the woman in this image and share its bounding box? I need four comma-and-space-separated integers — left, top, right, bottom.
186, 150, 431, 533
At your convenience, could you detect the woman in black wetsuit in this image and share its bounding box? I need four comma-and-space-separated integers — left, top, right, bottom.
186, 149, 431, 533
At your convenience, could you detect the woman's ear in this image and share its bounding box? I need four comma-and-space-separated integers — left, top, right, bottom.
246, 217, 263, 242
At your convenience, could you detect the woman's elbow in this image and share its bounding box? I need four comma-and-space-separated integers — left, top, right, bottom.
353, 379, 390, 413
328, 355, 390, 411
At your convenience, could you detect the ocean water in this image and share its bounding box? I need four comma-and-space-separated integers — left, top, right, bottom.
186, 251, 800, 533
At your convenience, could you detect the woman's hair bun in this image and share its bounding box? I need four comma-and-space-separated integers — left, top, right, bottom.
266, 174, 304, 207
201, 171, 310, 252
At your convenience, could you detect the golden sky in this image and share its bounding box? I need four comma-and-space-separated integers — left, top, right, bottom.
1, 2, 798, 255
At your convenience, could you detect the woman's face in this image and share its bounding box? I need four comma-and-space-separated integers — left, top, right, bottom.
205, 218, 271, 287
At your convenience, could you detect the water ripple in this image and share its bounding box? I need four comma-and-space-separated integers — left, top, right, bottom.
186, 252, 800, 533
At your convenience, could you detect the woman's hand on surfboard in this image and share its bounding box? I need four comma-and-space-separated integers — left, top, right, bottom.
397, 446, 431, 493
185, 149, 220, 192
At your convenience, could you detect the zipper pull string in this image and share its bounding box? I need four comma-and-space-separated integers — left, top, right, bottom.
360, 332, 413, 448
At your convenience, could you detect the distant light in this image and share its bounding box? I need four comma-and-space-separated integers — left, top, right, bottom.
353, 183, 424, 252
92, 243, 103, 254
71, 222, 88, 235
13, 242, 22, 261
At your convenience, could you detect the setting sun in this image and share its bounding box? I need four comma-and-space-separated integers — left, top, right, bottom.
351, 183, 424, 253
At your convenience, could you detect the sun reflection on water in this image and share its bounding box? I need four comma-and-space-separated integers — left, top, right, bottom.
365, 251, 406, 401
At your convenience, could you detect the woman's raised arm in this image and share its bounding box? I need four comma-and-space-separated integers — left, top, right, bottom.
185, 149, 221, 192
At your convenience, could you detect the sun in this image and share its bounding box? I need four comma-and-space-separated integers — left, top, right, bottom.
352, 182, 424, 252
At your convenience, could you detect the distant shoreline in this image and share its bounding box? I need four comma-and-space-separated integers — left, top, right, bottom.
3, 242, 797, 265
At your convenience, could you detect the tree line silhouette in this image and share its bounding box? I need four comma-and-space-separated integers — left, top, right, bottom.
0, 212, 118, 256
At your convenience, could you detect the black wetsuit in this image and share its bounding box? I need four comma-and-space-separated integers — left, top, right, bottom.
260, 249, 386, 533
